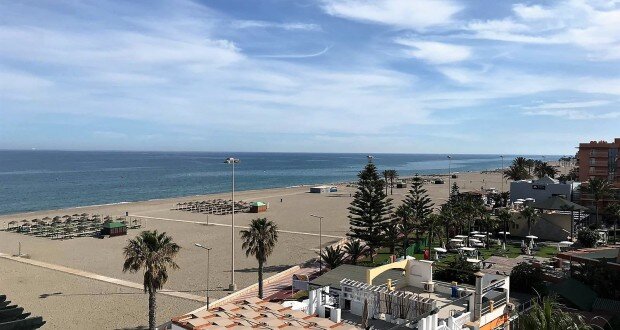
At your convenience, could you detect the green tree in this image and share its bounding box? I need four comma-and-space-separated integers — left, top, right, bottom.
439, 203, 456, 246
386, 169, 398, 195
123, 230, 181, 330
510, 262, 546, 295
403, 176, 434, 252
577, 229, 598, 248
580, 178, 612, 227
606, 203, 620, 243
394, 204, 416, 258
383, 222, 400, 255
519, 296, 592, 330
343, 239, 367, 266
497, 209, 515, 245
348, 163, 394, 262
320, 245, 345, 269
520, 206, 540, 236
239, 218, 279, 298
382, 170, 390, 196
504, 164, 530, 181
534, 162, 559, 179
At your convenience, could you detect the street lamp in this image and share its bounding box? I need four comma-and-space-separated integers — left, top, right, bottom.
310, 214, 324, 274
447, 155, 452, 200
225, 157, 240, 291
194, 243, 212, 308
500, 155, 504, 192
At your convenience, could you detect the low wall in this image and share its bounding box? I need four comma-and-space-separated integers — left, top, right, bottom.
188, 264, 301, 314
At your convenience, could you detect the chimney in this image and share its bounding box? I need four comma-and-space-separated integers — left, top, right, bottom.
473, 272, 485, 321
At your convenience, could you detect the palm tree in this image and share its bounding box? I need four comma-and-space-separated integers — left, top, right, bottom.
520, 206, 540, 236
395, 204, 415, 258
606, 203, 620, 243
382, 170, 390, 195
123, 231, 180, 330
239, 218, 279, 299
534, 162, 559, 179
320, 246, 345, 269
520, 296, 592, 330
513, 157, 528, 169
386, 169, 398, 195
343, 239, 367, 265
580, 178, 612, 227
424, 213, 441, 253
497, 209, 515, 245
383, 222, 400, 255
504, 165, 530, 181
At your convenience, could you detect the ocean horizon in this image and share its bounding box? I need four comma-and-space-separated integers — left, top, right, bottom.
0, 150, 558, 215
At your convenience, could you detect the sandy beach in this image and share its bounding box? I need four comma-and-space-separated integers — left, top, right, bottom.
0, 165, 571, 328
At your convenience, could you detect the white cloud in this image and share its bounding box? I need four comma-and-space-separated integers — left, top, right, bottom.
523, 109, 620, 120
523, 100, 611, 110
232, 20, 321, 31
465, 1, 620, 59
321, 0, 462, 30
394, 39, 471, 64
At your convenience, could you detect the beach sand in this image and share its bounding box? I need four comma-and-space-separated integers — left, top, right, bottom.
0, 164, 572, 328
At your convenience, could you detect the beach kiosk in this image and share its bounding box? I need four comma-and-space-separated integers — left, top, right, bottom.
101, 221, 127, 237
309, 186, 330, 193
249, 201, 268, 213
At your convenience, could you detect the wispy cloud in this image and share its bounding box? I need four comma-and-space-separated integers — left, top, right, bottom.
232, 20, 321, 31
321, 0, 462, 30
255, 46, 331, 59
394, 39, 471, 64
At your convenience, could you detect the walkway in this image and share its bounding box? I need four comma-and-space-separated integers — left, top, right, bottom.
132, 215, 344, 239
0, 252, 206, 303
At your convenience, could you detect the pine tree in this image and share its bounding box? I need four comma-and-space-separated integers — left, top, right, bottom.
403, 176, 434, 251
348, 162, 393, 262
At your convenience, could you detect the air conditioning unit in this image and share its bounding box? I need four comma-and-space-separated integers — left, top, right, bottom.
458, 289, 469, 298
423, 282, 435, 293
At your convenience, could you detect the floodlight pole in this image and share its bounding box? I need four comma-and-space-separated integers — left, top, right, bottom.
310, 214, 324, 274
225, 157, 240, 291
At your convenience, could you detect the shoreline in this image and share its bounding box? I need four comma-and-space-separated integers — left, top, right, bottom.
0, 166, 505, 218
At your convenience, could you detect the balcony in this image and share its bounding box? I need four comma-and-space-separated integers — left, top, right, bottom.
589, 151, 609, 158
589, 159, 608, 167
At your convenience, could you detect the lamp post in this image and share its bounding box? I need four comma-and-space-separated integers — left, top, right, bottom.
194, 243, 212, 308
500, 155, 504, 192
310, 214, 324, 274
225, 157, 240, 291
447, 155, 452, 201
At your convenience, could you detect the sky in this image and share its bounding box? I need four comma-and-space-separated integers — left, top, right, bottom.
1, 0, 619, 155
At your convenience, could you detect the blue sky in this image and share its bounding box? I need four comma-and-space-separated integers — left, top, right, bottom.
1, 0, 619, 154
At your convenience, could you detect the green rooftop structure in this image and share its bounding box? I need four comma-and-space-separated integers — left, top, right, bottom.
101, 221, 127, 237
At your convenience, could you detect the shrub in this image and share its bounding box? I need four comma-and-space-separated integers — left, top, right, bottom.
577, 229, 598, 248
510, 262, 546, 295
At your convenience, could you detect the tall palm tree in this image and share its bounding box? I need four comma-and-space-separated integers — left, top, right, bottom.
497, 209, 515, 245
580, 178, 612, 227
504, 165, 530, 181
123, 230, 180, 330
320, 245, 345, 269
383, 222, 400, 254
513, 157, 528, 168
239, 218, 279, 299
387, 169, 398, 195
382, 170, 390, 195
534, 162, 559, 179
520, 206, 540, 236
520, 296, 592, 330
395, 204, 415, 258
343, 239, 367, 265
605, 203, 620, 243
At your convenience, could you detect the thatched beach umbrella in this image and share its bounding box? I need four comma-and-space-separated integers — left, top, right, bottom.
8, 220, 18, 229
62, 215, 71, 219
42, 216, 51, 221
53, 216, 61, 222
52, 218, 63, 224
81, 213, 89, 217
21, 219, 30, 224
104, 216, 112, 221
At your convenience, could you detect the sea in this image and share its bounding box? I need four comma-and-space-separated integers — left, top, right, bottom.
0, 151, 556, 215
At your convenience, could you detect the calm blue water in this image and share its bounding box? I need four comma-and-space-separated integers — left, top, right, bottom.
0, 151, 553, 215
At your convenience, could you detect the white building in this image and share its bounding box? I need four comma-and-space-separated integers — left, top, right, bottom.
307, 258, 512, 330
510, 176, 580, 203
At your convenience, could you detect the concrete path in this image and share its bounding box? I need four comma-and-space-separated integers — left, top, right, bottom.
132, 215, 345, 239
0, 252, 206, 303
